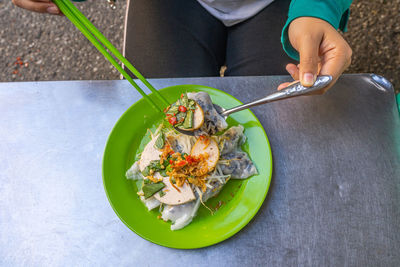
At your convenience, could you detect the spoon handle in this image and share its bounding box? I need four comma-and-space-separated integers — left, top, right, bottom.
220, 75, 332, 117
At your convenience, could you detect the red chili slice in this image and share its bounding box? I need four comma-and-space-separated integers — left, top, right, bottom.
177, 160, 187, 166
178, 105, 187, 112
168, 116, 177, 125
185, 155, 197, 164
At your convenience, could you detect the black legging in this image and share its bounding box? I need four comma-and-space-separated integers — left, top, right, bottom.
124, 0, 293, 78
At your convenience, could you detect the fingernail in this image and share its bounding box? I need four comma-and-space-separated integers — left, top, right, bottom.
303, 73, 315, 86
47, 6, 59, 14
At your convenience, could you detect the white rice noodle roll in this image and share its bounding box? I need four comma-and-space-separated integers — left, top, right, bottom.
161, 198, 201, 230
139, 134, 162, 171
153, 173, 196, 205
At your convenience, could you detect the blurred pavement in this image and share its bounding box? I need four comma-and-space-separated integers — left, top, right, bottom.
0, 0, 124, 81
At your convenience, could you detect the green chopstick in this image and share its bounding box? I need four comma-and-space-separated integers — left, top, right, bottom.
60, 0, 169, 107
53, 0, 168, 112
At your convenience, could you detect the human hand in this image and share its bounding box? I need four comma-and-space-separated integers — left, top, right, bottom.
278, 17, 352, 94
12, 0, 62, 15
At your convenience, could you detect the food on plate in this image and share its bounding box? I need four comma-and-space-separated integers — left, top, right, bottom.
164, 93, 204, 131
164, 92, 228, 136
187, 91, 228, 136
191, 136, 220, 171
126, 92, 257, 230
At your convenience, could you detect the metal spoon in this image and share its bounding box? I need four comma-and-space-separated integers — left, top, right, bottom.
175, 75, 332, 136
364, 73, 393, 92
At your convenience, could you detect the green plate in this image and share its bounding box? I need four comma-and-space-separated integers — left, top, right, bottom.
102, 85, 272, 249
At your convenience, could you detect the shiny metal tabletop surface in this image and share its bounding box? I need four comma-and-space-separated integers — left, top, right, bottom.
0, 75, 399, 266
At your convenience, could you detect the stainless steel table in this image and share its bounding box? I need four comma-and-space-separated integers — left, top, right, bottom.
0, 75, 399, 266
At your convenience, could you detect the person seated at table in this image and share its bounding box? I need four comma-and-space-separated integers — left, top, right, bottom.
12, 0, 353, 93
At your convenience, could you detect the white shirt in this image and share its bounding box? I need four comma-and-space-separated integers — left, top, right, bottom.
197, 0, 274, 26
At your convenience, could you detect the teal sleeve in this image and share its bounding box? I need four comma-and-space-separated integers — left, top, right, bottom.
281, 0, 353, 61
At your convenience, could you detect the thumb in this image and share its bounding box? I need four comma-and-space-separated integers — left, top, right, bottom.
298, 35, 320, 87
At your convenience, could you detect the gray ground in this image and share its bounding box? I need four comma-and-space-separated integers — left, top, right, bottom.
0, 0, 124, 81
0, 0, 399, 92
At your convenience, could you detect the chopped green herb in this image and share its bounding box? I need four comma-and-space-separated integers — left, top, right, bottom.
159, 169, 167, 177
188, 99, 196, 110
181, 93, 189, 107
154, 132, 165, 150
159, 190, 166, 197
182, 109, 193, 129
142, 182, 165, 199
166, 103, 179, 115
162, 159, 169, 167
171, 177, 176, 184
166, 165, 172, 173
142, 159, 170, 177
176, 112, 186, 122
142, 162, 158, 177
165, 94, 197, 127
141, 165, 151, 177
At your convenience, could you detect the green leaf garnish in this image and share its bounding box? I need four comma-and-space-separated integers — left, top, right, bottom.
137, 180, 144, 191
142, 182, 165, 199
154, 132, 165, 150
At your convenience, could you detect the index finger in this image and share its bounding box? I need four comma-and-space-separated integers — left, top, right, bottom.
13, 0, 58, 13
